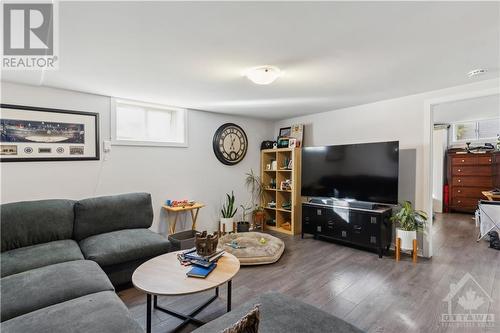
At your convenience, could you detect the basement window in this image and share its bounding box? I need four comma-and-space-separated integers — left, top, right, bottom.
111, 98, 187, 147
451, 118, 500, 143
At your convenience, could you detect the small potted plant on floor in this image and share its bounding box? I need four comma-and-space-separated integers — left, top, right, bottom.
245, 169, 266, 231
221, 191, 237, 233
391, 201, 428, 250
237, 204, 252, 232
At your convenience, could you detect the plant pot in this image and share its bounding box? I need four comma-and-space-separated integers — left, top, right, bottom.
237, 221, 250, 232
396, 229, 417, 250
220, 217, 234, 232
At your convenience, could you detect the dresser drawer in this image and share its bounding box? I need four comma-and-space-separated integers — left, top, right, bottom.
451, 197, 479, 208
452, 187, 486, 198
452, 177, 492, 187
452, 156, 477, 165
452, 166, 492, 176
478, 156, 493, 165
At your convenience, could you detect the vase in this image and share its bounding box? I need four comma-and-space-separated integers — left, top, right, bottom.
220, 217, 234, 233
396, 229, 417, 250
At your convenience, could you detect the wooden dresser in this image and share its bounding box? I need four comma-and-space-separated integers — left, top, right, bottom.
447, 151, 494, 213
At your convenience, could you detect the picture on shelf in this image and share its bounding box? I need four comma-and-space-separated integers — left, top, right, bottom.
279, 126, 291, 138
288, 138, 297, 148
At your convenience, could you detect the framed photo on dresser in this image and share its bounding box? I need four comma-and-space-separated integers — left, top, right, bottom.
0, 104, 100, 162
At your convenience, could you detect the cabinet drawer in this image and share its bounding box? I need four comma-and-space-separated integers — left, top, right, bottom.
452, 156, 477, 165
452, 177, 492, 187
451, 197, 479, 208
452, 166, 492, 176
478, 156, 493, 165
452, 187, 486, 198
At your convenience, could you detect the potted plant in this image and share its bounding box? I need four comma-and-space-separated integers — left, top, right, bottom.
245, 169, 266, 229
221, 191, 237, 233
391, 201, 428, 250
237, 204, 252, 232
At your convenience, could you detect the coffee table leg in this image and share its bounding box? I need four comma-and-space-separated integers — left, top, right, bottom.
146, 294, 152, 333
227, 280, 232, 312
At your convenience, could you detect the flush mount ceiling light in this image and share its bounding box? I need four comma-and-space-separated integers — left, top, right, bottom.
244, 66, 281, 85
467, 68, 488, 78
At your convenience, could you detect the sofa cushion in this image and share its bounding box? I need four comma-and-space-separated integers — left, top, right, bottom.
193, 292, 364, 333
1, 260, 114, 322
79, 228, 170, 267
1, 239, 84, 278
74, 192, 153, 241
1, 199, 75, 252
1, 291, 143, 333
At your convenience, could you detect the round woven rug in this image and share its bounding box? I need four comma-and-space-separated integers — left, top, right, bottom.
217, 232, 285, 265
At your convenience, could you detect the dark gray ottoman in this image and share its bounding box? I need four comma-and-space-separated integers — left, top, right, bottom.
193, 292, 364, 333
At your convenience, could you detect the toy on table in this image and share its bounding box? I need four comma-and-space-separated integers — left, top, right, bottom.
259, 237, 267, 245
226, 240, 246, 249
164, 199, 196, 208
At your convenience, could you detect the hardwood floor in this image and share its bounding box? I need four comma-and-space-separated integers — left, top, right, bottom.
119, 213, 500, 333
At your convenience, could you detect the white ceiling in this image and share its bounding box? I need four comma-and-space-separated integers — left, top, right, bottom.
2, 1, 499, 120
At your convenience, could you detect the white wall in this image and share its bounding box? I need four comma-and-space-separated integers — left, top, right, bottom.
0, 82, 274, 234
433, 93, 500, 124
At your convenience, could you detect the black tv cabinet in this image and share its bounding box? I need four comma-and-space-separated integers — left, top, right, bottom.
302, 202, 393, 258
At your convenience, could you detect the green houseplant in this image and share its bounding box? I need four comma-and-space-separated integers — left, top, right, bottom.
391, 201, 428, 250
221, 191, 237, 232
244, 169, 266, 229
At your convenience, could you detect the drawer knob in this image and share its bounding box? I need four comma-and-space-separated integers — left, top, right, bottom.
489, 159, 491, 162
458, 200, 461, 203
458, 169, 461, 172
458, 190, 461, 193
461, 159, 465, 162
458, 179, 461, 183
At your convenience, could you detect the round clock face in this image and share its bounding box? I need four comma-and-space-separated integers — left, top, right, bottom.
213, 123, 248, 165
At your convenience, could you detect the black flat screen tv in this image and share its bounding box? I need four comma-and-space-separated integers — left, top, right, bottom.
301, 141, 399, 204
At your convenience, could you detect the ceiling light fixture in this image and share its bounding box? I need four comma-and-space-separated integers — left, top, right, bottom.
245, 66, 281, 85
467, 68, 488, 78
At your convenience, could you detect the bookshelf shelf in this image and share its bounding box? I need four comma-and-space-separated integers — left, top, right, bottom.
261, 148, 301, 235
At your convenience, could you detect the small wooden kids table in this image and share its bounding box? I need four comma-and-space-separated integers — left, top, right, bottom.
162, 202, 205, 234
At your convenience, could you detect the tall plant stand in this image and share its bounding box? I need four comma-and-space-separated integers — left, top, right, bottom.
395, 238, 418, 263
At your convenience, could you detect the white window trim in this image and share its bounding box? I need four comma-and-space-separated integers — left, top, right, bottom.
110, 98, 188, 147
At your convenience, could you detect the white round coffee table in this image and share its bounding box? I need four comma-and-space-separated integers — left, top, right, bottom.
132, 251, 240, 333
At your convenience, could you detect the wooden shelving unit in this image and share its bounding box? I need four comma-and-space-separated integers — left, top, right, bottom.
260, 148, 301, 235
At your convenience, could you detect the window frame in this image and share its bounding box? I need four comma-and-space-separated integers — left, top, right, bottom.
111, 98, 188, 147
451, 117, 499, 144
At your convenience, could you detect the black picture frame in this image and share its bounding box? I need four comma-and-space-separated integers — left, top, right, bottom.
0, 104, 100, 162
279, 126, 291, 138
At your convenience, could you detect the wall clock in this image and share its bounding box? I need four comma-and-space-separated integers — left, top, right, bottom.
212, 123, 248, 165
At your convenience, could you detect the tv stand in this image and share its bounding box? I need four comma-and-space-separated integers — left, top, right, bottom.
302, 202, 393, 258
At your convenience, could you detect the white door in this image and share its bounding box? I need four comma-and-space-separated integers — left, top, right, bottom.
432, 127, 448, 213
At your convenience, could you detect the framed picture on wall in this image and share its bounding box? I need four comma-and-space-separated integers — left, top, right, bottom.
0, 104, 100, 162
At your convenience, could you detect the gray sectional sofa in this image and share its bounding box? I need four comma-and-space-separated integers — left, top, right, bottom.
0, 192, 170, 332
